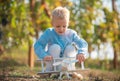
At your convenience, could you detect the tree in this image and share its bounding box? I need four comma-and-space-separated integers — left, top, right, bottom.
95, 0, 120, 69
111, 0, 119, 69
69, 0, 103, 55
69, 0, 120, 69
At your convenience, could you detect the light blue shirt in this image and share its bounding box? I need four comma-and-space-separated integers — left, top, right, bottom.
34, 28, 88, 59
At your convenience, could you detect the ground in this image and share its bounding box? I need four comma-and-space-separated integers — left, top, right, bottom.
0, 66, 120, 81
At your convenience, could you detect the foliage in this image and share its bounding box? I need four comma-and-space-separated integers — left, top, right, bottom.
69, 0, 102, 40
68, 0, 103, 54
103, 8, 120, 43
0, 0, 34, 49
69, 0, 120, 54
0, 0, 73, 50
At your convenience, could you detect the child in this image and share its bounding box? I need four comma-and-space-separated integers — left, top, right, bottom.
34, 6, 88, 79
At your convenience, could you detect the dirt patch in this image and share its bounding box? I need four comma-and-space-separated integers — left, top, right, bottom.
0, 69, 120, 81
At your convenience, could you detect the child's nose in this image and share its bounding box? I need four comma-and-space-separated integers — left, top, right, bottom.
60, 27, 64, 31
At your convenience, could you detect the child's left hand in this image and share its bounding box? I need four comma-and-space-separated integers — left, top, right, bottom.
76, 54, 85, 63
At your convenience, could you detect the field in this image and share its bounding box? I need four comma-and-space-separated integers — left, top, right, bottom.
0, 46, 120, 81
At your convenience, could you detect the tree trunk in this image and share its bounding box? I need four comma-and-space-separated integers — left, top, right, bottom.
41, 0, 51, 18
28, 0, 51, 68
28, 44, 34, 68
112, 0, 118, 69
113, 45, 117, 69
28, 0, 36, 68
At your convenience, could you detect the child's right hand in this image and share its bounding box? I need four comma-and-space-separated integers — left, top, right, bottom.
43, 55, 53, 61
76, 54, 85, 63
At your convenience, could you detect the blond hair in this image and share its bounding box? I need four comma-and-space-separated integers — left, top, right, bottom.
52, 7, 70, 21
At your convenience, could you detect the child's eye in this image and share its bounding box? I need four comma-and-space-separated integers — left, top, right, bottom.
56, 26, 60, 28
63, 26, 66, 28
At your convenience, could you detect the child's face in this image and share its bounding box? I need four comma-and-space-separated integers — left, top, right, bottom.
52, 18, 69, 35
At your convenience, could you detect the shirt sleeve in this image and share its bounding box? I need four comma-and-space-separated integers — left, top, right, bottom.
72, 31, 88, 55
34, 29, 50, 59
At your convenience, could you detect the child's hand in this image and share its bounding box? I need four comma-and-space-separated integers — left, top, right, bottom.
43, 55, 53, 61
76, 54, 85, 63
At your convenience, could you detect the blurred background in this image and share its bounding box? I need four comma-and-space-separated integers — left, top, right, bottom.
0, 0, 120, 80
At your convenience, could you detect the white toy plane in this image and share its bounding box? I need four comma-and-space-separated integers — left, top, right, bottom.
53, 58, 79, 80
37, 57, 88, 80
37, 42, 88, 79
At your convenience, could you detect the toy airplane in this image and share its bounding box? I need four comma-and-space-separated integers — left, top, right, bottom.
37, 57, 89, 80
52, 58, 79, 79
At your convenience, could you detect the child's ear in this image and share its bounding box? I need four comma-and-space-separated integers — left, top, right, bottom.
68, 20, 70, 24
67, 21, 70, 26
51, 21, 53, 26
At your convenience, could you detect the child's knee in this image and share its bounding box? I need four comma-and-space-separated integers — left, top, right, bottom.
64, 44, 77, 57
48, 44, 61, 57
